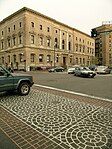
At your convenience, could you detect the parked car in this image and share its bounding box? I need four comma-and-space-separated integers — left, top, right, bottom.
67, 65, 80, 74
67, 67, 76, 74
48, 67, 65, 72
95, 66, 111, 74
0, 65, 34, 95
74, 66, 96, 78
89, 65, 97, 71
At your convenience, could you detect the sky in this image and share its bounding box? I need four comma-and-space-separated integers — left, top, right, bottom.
0, 0, 112, 35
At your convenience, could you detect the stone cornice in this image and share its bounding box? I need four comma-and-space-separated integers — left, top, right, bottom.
0, 7, 93, 39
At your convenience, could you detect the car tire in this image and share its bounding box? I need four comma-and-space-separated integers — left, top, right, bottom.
18, 82, 30, 96
91, 75, 95, 78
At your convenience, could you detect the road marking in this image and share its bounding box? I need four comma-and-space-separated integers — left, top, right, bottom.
34, 84, 112, 102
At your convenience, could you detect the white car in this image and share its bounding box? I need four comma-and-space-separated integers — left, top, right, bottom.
67, 67, 76, 74
74, 67, 96, 78
95, 66, 111, 74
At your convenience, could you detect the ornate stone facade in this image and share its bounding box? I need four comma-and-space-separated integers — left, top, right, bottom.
0, 7, 95, 71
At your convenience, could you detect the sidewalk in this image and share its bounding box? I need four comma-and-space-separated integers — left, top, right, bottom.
0, 86, 112, 149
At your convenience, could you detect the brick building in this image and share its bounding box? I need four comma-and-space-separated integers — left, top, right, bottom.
0, 7, 95, 71
91, 22, 112, 66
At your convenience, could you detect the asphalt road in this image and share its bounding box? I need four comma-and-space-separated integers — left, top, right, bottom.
22, 71, 112, 100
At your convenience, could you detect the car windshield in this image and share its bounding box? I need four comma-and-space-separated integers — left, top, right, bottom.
97, 66, 107, 70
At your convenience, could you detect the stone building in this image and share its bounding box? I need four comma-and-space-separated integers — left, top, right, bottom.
0, 7, 95, 71
91, 22, 112, 66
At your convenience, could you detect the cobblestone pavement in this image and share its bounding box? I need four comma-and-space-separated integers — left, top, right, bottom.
0, 87, 112, 149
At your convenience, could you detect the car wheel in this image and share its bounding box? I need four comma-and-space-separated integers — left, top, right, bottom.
18, 82, 30, 96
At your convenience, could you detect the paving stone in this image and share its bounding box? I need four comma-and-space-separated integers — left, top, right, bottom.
0, 88, 112, 149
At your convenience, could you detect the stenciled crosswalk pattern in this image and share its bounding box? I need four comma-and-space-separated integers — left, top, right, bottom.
0, 89, 112, 149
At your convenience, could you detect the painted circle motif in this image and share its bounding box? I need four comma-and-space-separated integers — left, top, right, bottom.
65, 124, 107, 148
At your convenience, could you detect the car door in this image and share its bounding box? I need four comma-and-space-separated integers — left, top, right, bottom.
75, 67, 80, 76
0, 66, 14, 92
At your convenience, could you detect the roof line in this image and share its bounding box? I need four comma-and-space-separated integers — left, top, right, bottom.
0, 7, 93, 38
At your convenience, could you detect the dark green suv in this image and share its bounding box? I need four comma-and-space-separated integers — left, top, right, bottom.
0, 65, 34, 95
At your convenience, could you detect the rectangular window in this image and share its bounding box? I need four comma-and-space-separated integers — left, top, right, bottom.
76, 58, 78, 64
31, 54, 35, 62
20, 22, 22, 27
47, 27, 50, 32
1, 31, 3, 35
87, 47, 89, 53
19, 35, 22, 44
1, 41, 4, 49
31, 22, 34, 28
8, 27, 10, 32
39, 37, 43, 45
76, 45, 78, 51
2, 57, 4, 64
68, 42, 71, 50
47, 39, 50, 47
13, 37, 16, 46
39, 54, 43, 62
40, 25, 42, 30
62, 40, 65, 49
13, 55, 16, 63
79, 46, 81, 52
83, 46, 85, 53
47, 55, 51, 62
70, 56, 72, 63
8, 39, 11, 47
14, 25, 15, 30
19, 54, 23, 62
8, 55, 10, 63
31, 35, 34, 44
56, 55, 59, 63
83, 58, 85, 64
80, 58, 82, 64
